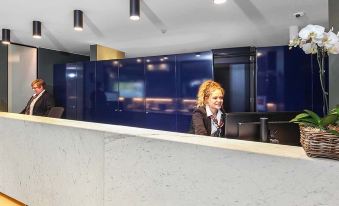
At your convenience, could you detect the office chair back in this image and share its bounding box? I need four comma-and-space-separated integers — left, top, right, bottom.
48, 107, 64, 118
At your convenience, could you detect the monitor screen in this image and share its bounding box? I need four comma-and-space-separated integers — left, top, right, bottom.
224, 112, 300, 146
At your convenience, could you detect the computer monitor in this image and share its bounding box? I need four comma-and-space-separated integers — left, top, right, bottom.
224, 112, 300, 146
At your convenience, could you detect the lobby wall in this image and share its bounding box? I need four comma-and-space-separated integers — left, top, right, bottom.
8, 44, 37, 113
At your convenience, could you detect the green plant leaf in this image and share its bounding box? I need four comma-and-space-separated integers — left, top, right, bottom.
304, 109, 321, 124
290, 113, 310, 122
320, 114, 338, 127
292, 117, 318, 126
329, 106, 339, 115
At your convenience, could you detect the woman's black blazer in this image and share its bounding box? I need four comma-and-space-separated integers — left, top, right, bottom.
20, 91, 55, 116
189, 106, 225, 137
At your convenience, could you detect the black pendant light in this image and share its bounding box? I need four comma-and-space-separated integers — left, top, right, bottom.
33, 21, 42, 39
130, 0, 140, 21
74, 10, 83, 31
2, 29, 10, 45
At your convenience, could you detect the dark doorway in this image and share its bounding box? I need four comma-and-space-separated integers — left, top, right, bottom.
213, 47, 256, 112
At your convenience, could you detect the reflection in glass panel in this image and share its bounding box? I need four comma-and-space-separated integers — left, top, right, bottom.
65, 63, 80, 119
119, 58, 145, 113
178, 99, 196, 113
146, 98, 176, 114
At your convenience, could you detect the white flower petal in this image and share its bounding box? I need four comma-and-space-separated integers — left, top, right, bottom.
328, 42, 339, 54
299, 24, 325, 40
326, 31, 339, 45
301, 43, 314, 54
299, 25, 312, 40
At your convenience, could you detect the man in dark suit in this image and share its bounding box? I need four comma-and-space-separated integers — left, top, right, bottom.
20, 79, 55, 116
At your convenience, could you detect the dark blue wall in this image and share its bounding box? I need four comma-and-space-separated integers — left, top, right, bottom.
54, 51, 213, 132
54, 46, 328, 132
256, 46, 327, 115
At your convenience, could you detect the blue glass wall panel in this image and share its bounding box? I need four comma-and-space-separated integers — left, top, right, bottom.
54, 63, 80, 120
144, 55, 177, 131
257, 46, 327, 115
176, 51, 213, 132
118, 58, 145, 127
53, 64, 67, 115
94, 60, 119, 124
82, 61, 96, 121
54, 62, 95, 120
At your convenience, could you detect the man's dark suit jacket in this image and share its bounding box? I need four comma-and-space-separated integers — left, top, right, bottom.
20, 91, 55, 116
189, 106, 225, 137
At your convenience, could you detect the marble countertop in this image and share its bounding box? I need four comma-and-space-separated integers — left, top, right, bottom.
2, 112, 339, 206
0, 112, 308, 160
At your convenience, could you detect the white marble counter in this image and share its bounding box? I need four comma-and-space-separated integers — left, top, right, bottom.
1, 112, 339, 206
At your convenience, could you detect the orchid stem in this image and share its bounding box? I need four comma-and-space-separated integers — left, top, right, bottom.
317, 48, 329, 116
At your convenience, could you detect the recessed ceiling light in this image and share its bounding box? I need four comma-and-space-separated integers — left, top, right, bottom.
213, 0, 227, 5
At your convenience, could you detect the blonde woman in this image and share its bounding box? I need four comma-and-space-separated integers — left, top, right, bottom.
190, 80, 225, 137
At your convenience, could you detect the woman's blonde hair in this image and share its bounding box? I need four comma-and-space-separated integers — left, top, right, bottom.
196, 80, 224, 107
31, 79, 46, 89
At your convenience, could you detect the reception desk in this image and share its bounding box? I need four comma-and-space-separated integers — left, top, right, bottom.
1, 112, 338, 206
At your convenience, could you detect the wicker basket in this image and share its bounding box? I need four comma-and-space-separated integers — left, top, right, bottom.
299, 125, 339, 160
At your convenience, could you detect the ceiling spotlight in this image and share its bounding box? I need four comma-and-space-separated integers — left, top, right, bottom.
2, 29, 10, 45
33, 21, 42, 39
74, 10, 83, 31
130, 0, 140, 21
213, 0, 227, 4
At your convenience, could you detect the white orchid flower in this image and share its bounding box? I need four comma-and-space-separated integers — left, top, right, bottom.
299, 24, 325, 41
301, 43, 317, 54
325, 31, 339, 45
328, 42, 339, 54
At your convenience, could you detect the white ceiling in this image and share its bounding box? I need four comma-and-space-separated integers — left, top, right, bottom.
0, 0, 328, 57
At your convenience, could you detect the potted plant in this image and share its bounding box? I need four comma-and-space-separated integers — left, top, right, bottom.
290, 105, 339, 135
290, 105, 339, 159
289, 25, 339, 159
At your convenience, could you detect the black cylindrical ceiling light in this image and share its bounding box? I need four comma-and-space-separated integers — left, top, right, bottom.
33, 21, 42, 39
130, 0, 140, 21
74, 10, 83, 31
2, 29, 10, 45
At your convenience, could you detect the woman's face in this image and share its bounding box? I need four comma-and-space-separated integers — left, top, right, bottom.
206, 89, 224, 111
32, 83, 44, 95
